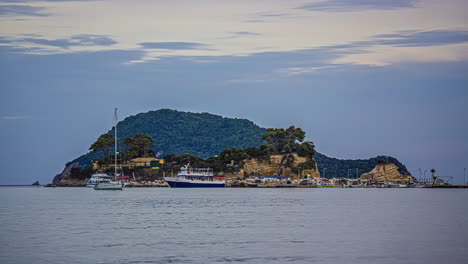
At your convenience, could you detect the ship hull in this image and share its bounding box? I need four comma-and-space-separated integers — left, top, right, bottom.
164, 178, 225, 188
94, 182, 123, 190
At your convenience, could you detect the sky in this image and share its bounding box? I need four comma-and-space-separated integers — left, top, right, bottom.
0, 0, 467, 184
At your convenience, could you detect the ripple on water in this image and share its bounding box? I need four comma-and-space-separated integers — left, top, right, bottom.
0, 188, 468, 264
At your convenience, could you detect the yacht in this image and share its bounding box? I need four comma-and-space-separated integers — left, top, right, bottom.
164, 165, 225, 188
316, 179, 343, 188
85, 172, 114, 187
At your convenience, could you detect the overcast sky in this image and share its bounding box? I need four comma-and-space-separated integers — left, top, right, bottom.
1, 0, 467, 184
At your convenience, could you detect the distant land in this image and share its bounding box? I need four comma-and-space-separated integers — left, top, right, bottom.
56, 109, 410, 180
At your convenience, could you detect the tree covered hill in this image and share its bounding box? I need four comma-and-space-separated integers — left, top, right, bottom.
68, 109, 267, 167
64, 109, 411, 178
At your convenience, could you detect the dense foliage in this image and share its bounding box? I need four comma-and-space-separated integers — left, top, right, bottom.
116, 109, 267, 158
161, 127, 317, 175
314, 153, 411, 178
262, 126, 305, 153
89, 133, 114, 160
89, 132, 155, 164
122, 133, 155, 160
68, 109, 267, 167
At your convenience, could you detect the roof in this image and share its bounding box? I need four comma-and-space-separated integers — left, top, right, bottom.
130, 157, 159, 163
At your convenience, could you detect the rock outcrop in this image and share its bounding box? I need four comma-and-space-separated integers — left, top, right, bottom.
52, 162, 82, 186
361, 161, 415, 182
225, 153, 320, 179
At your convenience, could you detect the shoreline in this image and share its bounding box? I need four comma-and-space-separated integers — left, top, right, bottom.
6, 184, 467, 188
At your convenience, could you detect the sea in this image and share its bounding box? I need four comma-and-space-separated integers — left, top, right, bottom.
0, 187, 467, 264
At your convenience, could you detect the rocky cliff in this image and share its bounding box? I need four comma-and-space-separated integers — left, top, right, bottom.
360, 161, 415, 182
226, 153, 320, 179
52, 162, 82, 186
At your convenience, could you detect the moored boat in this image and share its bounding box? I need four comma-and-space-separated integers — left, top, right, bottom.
85, 172, 114, 187
164, 165, 225, 188
94, 180, 123, 190
316, 179, 345, 188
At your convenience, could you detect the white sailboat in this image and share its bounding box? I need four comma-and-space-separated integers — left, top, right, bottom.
94, 108, 123, 190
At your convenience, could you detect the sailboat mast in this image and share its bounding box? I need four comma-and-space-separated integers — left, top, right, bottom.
114, 107, 118, 179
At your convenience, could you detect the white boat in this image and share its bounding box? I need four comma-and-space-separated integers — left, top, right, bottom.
316, 179, 343, 188
94, 180, 123, 190
85, 172, 114, 187
94, 108, 123, 191
164, 165, 225, 188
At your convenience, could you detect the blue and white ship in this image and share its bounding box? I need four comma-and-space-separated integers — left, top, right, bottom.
164, 165, 225, 188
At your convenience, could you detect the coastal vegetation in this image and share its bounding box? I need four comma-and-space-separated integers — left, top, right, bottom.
89, 133, 114, 159
162, 126, 317, 176
89, 132, 156, 165
314, 153, 410, 178
70, 109, 266, 168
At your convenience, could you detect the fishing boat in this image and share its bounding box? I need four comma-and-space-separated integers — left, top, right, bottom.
164, 164, 225, 188
94, 108, 123, 191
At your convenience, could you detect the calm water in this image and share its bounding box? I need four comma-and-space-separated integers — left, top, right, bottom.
0, 187, 467, 264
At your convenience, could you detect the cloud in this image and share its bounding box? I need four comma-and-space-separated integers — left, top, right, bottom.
320, 30, 468, 51
242, 12, 290, 23
21, 38, 74, 48
0, 36, 13, 44
277, 65, 339, 76
134, 46, 361, 82
221, 31, 263, 40
231, 31, 262, 37
256, 13, 288, 17
243, 19, 265, 23
138, 42, 210, 50
297, 0, 417, 12
0, 1, 99, 17
7, 34, 118, 49
372, 30, 468, 47
0, 4, 48, 17
70, 35, 118, 46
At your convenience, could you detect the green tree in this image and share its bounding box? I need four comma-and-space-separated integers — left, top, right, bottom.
219, 147, 250, 164
297, 141, 316, 158
89, 133, 114, 158
123, 133, 155, 159
261, 126, 305, 153
281, 154, 296, 168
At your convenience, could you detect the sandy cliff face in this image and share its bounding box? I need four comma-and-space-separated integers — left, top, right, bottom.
360, 162, 415, 182
226, 153, 320, 179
